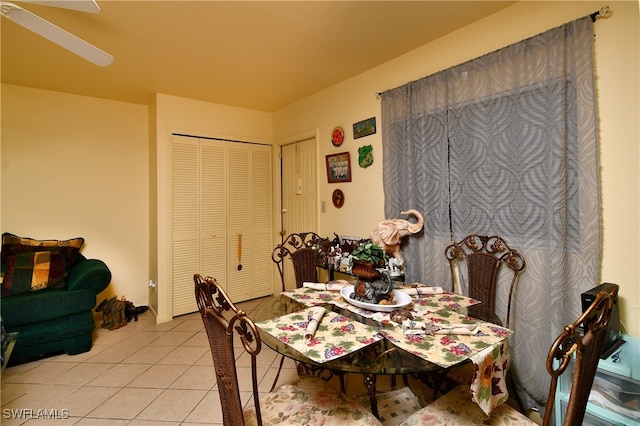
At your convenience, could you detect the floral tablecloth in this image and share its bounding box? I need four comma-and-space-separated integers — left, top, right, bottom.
283, 286, 344, 306
274, 286, 512, 415
470, 340, 511, 416
255, 306, 383, 363
379, 310, 512, 368
282, 286, 481, 325
380, 308, 512, 417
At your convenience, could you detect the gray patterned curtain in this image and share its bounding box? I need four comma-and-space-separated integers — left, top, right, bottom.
381, 17, 599, 409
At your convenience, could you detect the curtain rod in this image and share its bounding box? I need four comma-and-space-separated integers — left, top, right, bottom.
590, 6, 611, 22
375, 5, 611, 100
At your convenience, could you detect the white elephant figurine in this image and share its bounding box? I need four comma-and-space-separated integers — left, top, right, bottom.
388, 257, 403, 275
370, 209, 424, 261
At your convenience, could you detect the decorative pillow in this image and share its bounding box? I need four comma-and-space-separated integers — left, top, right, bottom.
2, 251, 66, 294
1, 233, 84, 295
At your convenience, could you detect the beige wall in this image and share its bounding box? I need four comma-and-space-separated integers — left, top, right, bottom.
0, 89, 273, 322
273, 1, 640, 336
1, 84, 149, 306
2, 1, 638, 336
150, 93, 273, 322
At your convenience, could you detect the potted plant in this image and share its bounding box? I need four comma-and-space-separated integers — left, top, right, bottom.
350, 242, 386, 281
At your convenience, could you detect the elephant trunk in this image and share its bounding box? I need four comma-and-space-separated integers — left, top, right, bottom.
400, 209, 424, 234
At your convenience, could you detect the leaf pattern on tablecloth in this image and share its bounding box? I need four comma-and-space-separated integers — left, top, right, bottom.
283, 287, 480, 325
274, 287, 511, 417
379, 310, 511, 368
283, 287, 345, 306
255, 306, 383, 363
410, 292, 479, 312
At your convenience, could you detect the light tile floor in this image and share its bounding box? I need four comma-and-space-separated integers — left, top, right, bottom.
1, 297, 307, 425
1, 296, 536, 425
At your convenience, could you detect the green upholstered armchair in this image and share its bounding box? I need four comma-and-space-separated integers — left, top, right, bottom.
1, 252, 111, 365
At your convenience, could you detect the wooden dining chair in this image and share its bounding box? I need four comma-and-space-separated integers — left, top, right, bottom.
433, 235, 526, 400
397, 283, 620, 426
270, 231, 342, 391
194, 274, 384, 426
271, 231, 329, 291
445, 234, 526, 329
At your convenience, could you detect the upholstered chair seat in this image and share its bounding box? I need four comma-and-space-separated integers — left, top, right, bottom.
398, 384, 531, 425
243, 375, 383, 426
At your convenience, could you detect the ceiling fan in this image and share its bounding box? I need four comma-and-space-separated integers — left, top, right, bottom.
0, 0, 113, 66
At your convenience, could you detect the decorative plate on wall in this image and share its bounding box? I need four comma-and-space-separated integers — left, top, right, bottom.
331, 126, 345, 147
358, 144, 373, 168
332, 189, 345, 208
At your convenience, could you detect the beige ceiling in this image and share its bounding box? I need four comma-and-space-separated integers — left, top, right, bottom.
1, 1, 516, 112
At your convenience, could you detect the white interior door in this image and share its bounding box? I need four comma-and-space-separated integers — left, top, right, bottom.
279, 138, 318, 290
281, 138, 317, 237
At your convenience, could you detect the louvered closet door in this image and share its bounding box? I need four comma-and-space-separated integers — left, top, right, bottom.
226, 144, 273, 302
171, 136, 272, 314
171, 137, 226, 316
227, 144, 251, 301
171, 136, 200, 316
250, 145, 273, 298
200, 140, 227, 291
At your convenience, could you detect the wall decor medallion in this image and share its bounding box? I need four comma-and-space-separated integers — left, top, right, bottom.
358, 145, 373, 168
353, 117, 376, 139
332, 189, 345, 208
326, 152, 352, 183
331, 126, 345, 147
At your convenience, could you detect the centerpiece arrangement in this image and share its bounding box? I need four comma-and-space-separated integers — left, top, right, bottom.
338, 208, 424, 312
350, 241, 386, 281
348, 242, 396, 305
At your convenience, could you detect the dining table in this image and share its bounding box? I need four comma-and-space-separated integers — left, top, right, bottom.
254, 281, 513, 419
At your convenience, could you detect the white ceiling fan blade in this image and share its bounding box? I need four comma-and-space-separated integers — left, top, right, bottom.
1, 2, 112, 66
17, 0, 100, 14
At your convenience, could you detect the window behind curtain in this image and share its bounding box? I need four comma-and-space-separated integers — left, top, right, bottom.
381, 17, 599, 408
449, 78, 580, 251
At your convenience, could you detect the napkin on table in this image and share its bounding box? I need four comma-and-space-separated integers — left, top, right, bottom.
304, 306, 326, 342
396, 285, 444, 296
433, 325, 478, 335
402, 319, 478, 335
302, 280, 350, 291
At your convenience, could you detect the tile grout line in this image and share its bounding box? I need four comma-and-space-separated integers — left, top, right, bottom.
1, 300, 278, 425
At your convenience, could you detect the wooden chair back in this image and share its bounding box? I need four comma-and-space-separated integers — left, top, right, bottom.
543, 283, 619, 426
272, 232, 329, 291
445, 234, 525, 327
194, 274, 263, 426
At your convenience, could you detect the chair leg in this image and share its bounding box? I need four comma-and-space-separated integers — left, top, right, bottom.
339, 371, 347, 393
270, 355, 286, 392
364, 373, 380, 419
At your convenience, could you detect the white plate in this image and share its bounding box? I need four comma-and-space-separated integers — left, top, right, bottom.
340, 285, 412, 312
